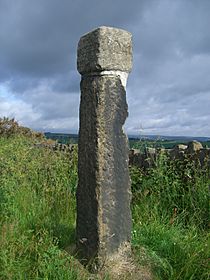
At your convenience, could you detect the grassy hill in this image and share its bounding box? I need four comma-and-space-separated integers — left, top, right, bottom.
0, 124, 209, 279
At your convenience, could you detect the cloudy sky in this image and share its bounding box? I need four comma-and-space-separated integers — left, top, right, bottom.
0, 0, 209, 136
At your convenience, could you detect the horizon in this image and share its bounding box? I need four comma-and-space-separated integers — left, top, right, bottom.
43, 130, 210, 140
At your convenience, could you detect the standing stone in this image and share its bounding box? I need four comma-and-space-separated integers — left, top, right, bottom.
76, 26, 132, 268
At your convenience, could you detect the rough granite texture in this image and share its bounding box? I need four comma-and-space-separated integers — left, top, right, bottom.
76, 75, 132, 264
76, 26, 132, 267
77, 26, 132, 75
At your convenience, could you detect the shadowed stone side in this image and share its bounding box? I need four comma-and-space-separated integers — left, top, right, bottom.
76, 26, 132, 268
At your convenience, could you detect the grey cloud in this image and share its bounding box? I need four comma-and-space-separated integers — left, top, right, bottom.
50, 72, 80, 93
0, 0, 210, 136
0, 0, 149, 79
0, 0, 152, 100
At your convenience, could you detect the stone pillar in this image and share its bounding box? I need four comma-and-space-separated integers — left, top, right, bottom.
76, 26, 132, 268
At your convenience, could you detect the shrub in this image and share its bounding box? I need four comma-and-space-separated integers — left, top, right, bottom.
0, 117, 44, 140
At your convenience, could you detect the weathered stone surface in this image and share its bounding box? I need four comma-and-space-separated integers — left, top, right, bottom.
76, 26, 132, 268
170, 144, 187, 160
128, 143, 210, 170
186, 141, 203, 153
174, 144, 188, 151
198, 148, 210, 167
77, 26, 132, 75
77, 75, 131, 264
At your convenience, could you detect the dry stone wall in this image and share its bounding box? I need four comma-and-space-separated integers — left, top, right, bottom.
35, 140, 209, 170
129, 141, 210, 169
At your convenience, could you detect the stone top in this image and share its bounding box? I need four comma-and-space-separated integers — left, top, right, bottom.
77, 26, 132, 75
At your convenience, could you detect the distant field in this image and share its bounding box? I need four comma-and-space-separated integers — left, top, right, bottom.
45, 132, 78, 144
45, 132, 210, 149
129, 139, 210, 149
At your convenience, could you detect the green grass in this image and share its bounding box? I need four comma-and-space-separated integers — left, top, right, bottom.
130, 154, 209, 280
0, 135, 209, 279
0, 136, 88, 279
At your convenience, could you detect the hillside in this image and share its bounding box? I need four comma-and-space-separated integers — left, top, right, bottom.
0, 120, 209, 279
